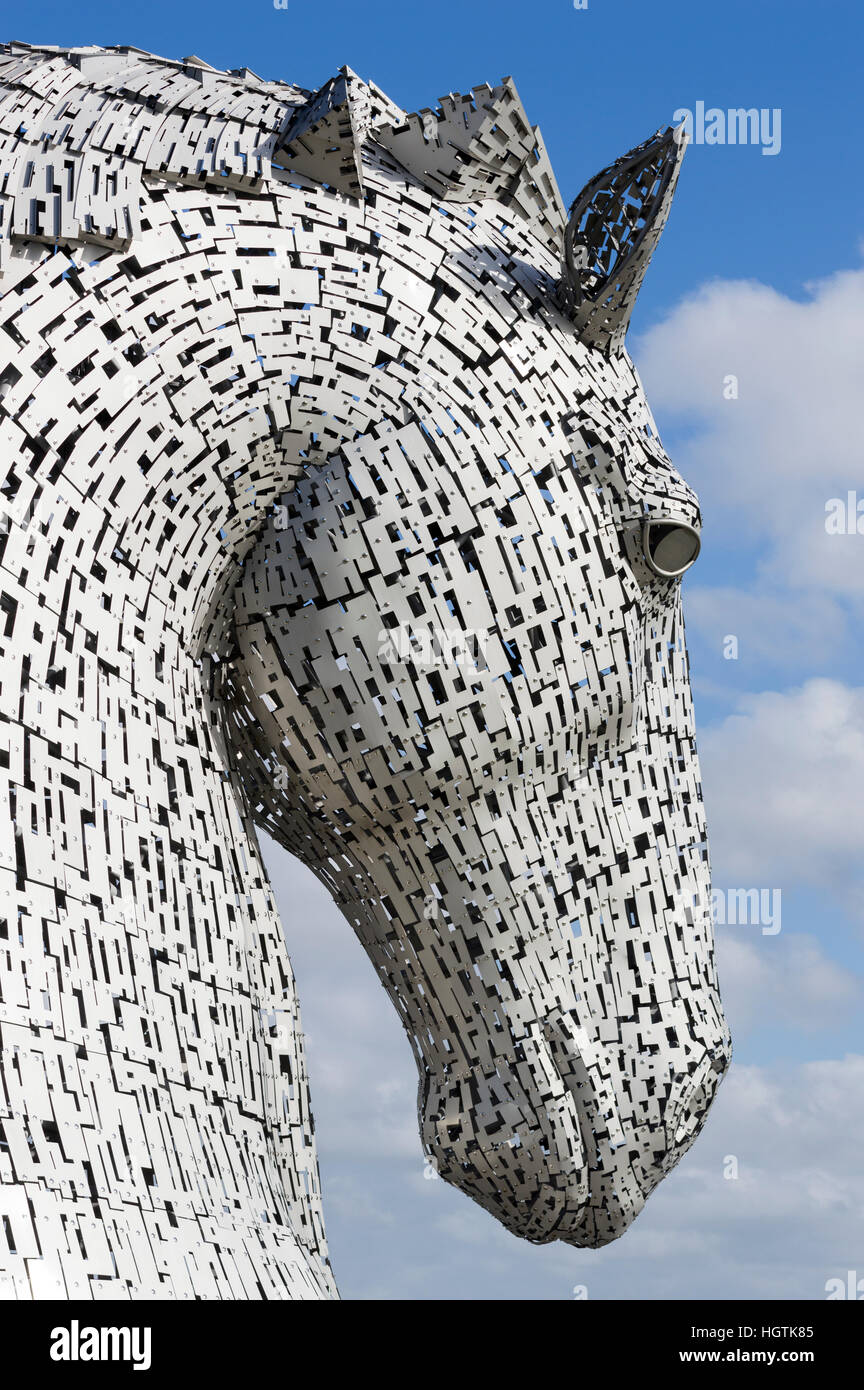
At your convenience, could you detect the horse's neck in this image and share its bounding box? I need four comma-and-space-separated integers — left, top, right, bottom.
0, 178, 364, 1299
0, 618, 334, 1299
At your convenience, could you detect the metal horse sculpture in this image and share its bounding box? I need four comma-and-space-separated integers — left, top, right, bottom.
0, 42, 731, 1300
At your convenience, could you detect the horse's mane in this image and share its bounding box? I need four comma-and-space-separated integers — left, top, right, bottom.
0, 41, 686, 358
0, 41, 317, 265
0, 40, 570, 277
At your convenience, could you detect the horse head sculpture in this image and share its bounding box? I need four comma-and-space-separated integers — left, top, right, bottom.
0, 43, 730, 1298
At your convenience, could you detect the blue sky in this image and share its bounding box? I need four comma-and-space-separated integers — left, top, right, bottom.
14, 0, 861, 1299
20, 0, 863, 304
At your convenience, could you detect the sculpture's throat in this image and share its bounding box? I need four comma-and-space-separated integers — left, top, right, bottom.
0, 590, 335, 1296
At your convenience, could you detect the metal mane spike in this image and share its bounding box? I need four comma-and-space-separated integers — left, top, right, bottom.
275, 65, 404, 198
373, 78, 566, 249
559, 124, 688, 355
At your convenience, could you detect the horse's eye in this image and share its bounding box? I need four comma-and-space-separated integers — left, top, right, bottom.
641, 518, 701, 578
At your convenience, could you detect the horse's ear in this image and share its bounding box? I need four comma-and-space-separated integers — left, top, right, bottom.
275, 66, 403, 198
559, 124, 687, 355
373, 78, 566, 250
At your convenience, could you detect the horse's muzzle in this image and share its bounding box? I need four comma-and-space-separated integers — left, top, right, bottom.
420, 1020, 731, 1249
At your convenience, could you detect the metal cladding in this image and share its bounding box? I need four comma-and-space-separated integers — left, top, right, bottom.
0, 40, 730, 1300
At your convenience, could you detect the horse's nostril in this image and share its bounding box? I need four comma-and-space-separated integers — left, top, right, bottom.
418, 1039, 592, 1242
663, 1048, 729, 1159
428, 1136, 581, 1243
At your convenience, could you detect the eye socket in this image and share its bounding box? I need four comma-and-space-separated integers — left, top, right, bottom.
641, 517, 701, 578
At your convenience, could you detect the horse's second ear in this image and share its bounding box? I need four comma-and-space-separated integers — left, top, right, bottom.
559, 124, 687, 355
373, 78, 566, 251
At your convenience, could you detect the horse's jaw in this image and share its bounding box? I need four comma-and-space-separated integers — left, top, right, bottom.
412, 920, 731, 1251
412, 1004, 730, 1249
239, 729, 732, 1251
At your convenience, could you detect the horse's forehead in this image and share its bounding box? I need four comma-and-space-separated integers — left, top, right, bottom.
371, 208, 645, 411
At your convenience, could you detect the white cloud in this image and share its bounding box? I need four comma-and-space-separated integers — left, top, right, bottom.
685, 584, 849, 671
716, 933, 861, 1036
698, 678, 864, 904
633, 265, 864, 597
588, 1054, 864, 1300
